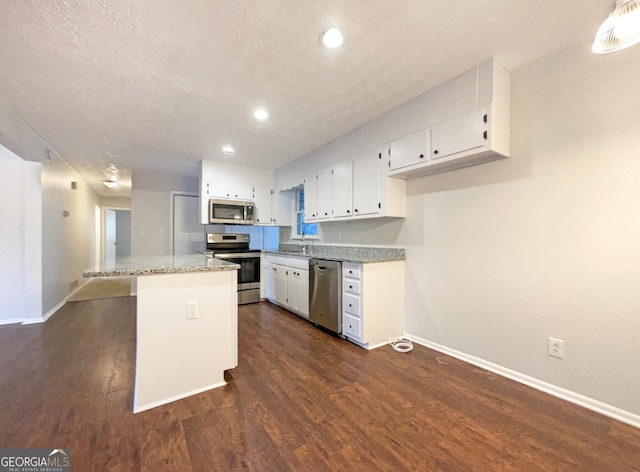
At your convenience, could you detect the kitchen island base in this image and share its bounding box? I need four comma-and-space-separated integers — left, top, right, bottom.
134, 270, 237, 413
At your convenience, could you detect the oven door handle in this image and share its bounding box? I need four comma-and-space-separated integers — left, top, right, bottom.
213, 253, 260, 259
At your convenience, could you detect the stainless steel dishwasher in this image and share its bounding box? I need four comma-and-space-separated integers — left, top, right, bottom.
309, 259, 342, 334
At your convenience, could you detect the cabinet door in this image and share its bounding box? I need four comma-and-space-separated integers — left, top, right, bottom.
296, 269, 309, 317
208, 181, 254, 200
304, 172, 318, 221
253, 186, 273, 224
332, 159, 353, 218
274, 265, 287, 305
316, 166, 332, 219
265, 263, 276, 300
353, 150, 381, 216
431, 109, 486, 160
388, 128, 429, 171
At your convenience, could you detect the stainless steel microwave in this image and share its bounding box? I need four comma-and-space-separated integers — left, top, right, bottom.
209, 198, 255, 224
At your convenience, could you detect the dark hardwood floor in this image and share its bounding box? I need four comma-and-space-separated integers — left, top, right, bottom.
1, 297, 639, 471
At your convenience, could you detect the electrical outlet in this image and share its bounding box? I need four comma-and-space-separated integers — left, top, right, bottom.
186, 301, 198, 320
548, 337, 565, 359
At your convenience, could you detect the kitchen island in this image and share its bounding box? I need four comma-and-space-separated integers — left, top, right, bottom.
84, 255, 239, 413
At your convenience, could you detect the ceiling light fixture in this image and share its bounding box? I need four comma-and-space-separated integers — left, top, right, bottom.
103, 179, 119, 189
253, 108, 269, 121
321, 27, 344, 48
593, 0, 640, 53
222, 145, 235, 154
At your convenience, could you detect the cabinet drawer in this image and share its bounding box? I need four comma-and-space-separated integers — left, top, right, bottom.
343, 263, 361, 280
343, 314, 362, 340
287, 256, 309, 270
266, 254, 288, 266
344, 279, 361, 295
343, 293, 361, 318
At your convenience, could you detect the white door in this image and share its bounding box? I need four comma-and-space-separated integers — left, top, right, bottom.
173, 194, 204, 255
105, 209, 117, 263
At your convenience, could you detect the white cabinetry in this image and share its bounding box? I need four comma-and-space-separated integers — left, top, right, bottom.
430, 108, 485, 160
304, 172, 318, 221
265, 254, 309, 318
342, 261, 404, 349
316, 166, 332, 220
388, 128, 430, 172
303, 148, 405, 223
206, 181, 254, 200
332, 159, 353, 218
199, 160, 275, 225
388, 61, 510, 178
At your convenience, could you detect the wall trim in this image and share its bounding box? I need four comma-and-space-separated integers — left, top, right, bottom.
133, 380, 226, 414
0, 317, 26, 326
405, 333, 640, 430
22, 279, 90, 325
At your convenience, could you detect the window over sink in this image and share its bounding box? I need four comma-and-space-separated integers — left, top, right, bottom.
295, 187, 318, 238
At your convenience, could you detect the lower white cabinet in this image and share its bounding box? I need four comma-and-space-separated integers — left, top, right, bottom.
342, 260, 405, 349
265, 254, 309, 318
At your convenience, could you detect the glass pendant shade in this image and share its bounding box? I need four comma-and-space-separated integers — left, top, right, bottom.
593, 0, 640, 53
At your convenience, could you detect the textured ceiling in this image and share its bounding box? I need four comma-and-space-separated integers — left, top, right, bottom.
0, 0, 608, 196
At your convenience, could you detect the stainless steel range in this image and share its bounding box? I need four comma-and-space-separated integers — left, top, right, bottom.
205, 233, 261, 305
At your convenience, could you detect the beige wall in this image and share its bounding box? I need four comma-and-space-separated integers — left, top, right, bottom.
131, 170, 199, 256
41, 154, 99, 315
0, 145, 42, 323
275, 40, 640, 420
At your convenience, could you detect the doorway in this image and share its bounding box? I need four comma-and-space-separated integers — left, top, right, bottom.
103, 208, 131, 263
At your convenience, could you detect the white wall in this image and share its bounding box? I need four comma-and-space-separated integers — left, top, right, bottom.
274, 42, 640, 421
131, 171, 199, 256
41, 153, 100, 316
403, 40, 640, 418
0, 145, 42, 324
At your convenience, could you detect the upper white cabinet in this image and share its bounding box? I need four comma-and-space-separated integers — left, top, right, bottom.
303, 171, 318, 220
388, 128, 430, 172
304, 148, 405, 223
199, 160, 275, 225
430, 108, 485, 160
388, 60, 510, 178
316, 166, 332, 220
206, 180, 254, 200
332, 159, 353, 218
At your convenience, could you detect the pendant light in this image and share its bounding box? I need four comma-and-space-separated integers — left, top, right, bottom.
592, 0, 640, 53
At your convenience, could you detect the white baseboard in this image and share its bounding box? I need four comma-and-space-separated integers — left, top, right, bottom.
133, 380, 227, 414
405, 333, 640, 430
0, 317, 27, 326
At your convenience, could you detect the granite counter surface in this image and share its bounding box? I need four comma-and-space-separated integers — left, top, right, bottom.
268, 244, 405, 264
83, 254, 239, 277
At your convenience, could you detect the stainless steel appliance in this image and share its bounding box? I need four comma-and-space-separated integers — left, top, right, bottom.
309, 259, 342, 333
209, 198, 255, 225
206, 233, 260, 304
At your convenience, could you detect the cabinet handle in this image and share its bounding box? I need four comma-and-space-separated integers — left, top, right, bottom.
419, 154, 425, 158
349, 270, 353, 274
354, 209, 358, 213
433, 150, 439, 155
349, 285, 353, 289
349, 303, 352, 307
324, 212, 328, 216
347, 210, 350, 213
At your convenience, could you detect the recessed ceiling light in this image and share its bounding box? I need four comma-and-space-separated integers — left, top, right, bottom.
253, 108, 269, 121
222, 145, 235, 154
321, 27, 344, 48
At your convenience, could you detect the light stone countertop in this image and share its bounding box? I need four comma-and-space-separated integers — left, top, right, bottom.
83, 254, 239, 277
267, 244, 405, 264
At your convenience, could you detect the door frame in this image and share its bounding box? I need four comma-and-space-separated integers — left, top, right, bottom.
101, 206, 132, 262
